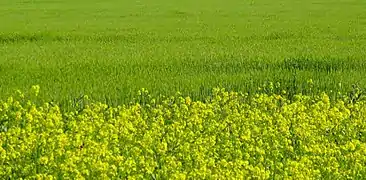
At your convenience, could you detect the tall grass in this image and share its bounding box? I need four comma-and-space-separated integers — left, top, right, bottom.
0, 0, 366, 104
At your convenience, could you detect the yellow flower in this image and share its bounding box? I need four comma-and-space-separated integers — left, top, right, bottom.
39, 156, 49, 165
31, 85, 40, 97
1, 86, 366, 179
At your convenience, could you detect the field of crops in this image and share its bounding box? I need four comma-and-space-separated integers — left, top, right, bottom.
1, 87, 366, 179
1, 0, 366, 179
1, 0, 366, 102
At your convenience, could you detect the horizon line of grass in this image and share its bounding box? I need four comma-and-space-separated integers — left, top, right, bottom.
1, 31, 365, 44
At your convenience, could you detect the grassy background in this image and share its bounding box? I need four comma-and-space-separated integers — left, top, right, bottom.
1, 0, 366, 104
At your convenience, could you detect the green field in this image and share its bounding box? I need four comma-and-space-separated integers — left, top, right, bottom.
1, 0, 366, 103
2, 1, 366, 178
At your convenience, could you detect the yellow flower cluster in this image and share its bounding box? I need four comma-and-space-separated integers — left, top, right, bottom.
1, 88, 366, 179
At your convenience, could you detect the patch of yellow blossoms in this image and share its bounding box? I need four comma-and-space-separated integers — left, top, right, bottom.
1, 87, 366, 179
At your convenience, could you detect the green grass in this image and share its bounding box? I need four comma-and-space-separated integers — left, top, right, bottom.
1, 0, 366, 104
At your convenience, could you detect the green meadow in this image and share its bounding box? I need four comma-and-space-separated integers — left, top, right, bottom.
1, 0, 366, 104
2, 1, 366, 178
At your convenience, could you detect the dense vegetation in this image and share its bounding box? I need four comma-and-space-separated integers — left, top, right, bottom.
1, 87, 366, 179
1, 0, 366, 179
1, 0, 366, 103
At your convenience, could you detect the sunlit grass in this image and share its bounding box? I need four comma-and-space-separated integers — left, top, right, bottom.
1, 0, 366, 103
